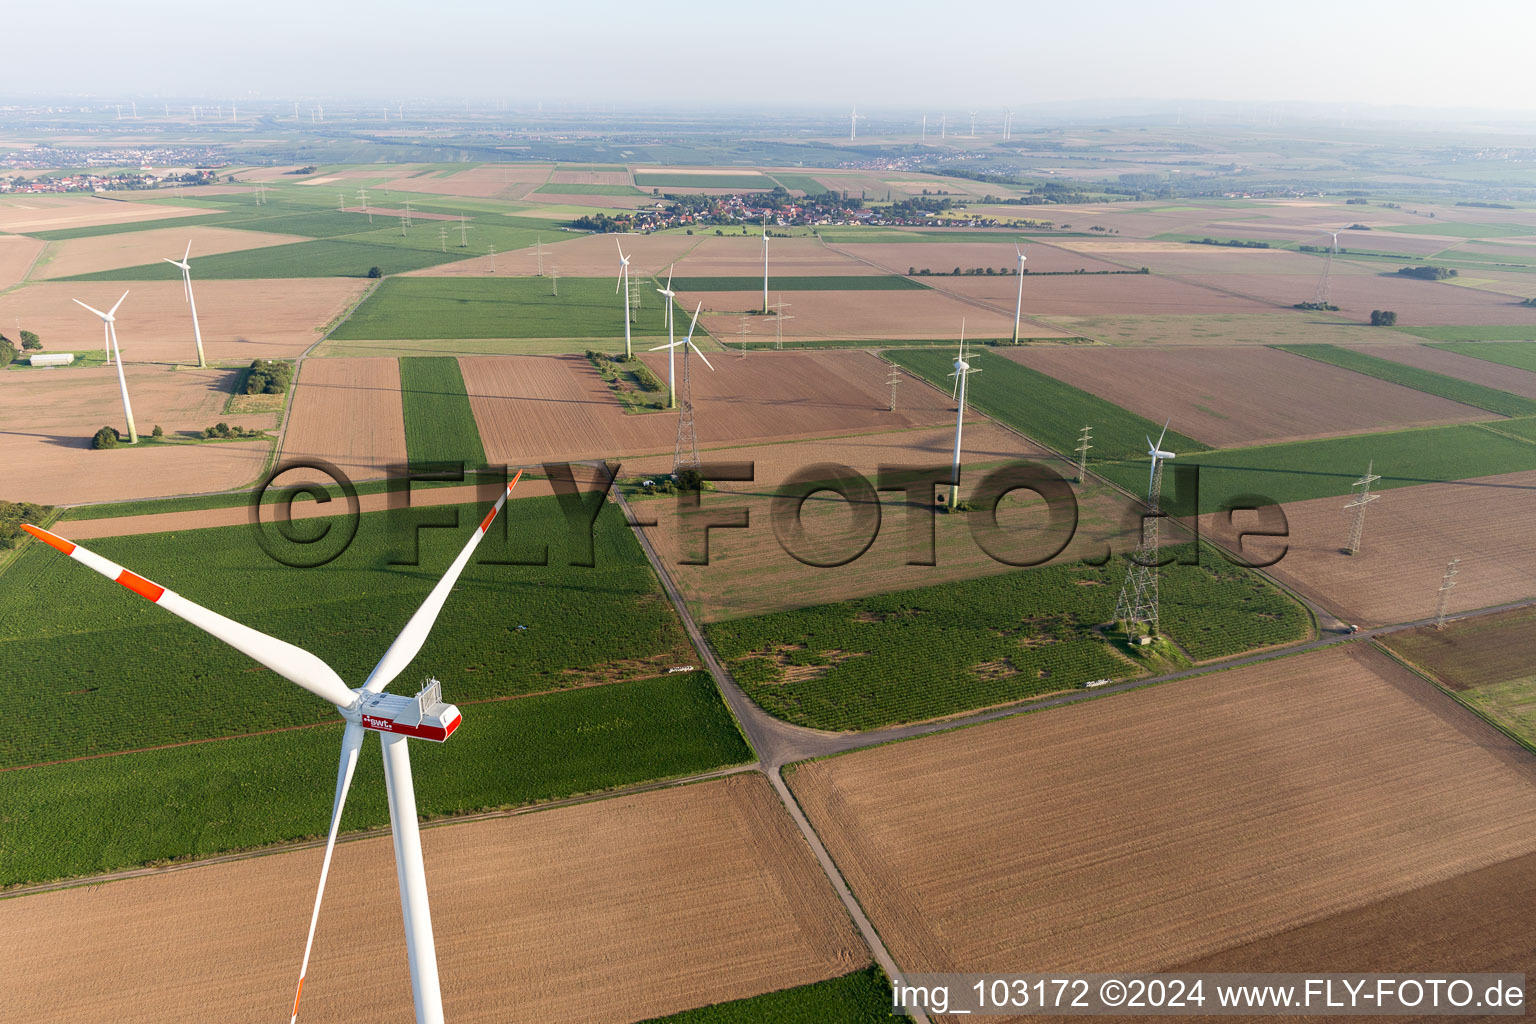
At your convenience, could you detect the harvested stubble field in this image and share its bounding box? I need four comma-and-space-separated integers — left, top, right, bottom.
0, 362, 277, 504
280, 357, 407, 481
1004, 345, 1495, 447
0, 195, 213, 234
0, 278, 370, 363
1384, 607, 1536, 748
0, 773, 864, 1024
1233, 267, 1536, 325
462, 351, 953, 466
1036, 312, 1386, 348
30, 225, 308, 280
789, 645, 1536, 990
936, 271, 1279, 317
1342, 342, 1536, 401
843, 240, 1125, 277
676, 235, 879, 277
405, 231, 696, 279
1201, 469, 1536, 627
0, 233, 45, 288
1274, 343, 1536, 417
693, 290, 1017, 342
625, 425, 1150, 622
380, 163, 555, 199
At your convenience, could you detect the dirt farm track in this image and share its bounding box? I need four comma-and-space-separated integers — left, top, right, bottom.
0, 774, 864, 1024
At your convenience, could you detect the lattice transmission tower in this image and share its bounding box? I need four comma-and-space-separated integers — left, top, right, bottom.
1075, 425, 1093, 484
1343, 460, 1380, 556
1114, 456, 1166, 637
672, 344, 701, 475
1435, 558, 1460, 629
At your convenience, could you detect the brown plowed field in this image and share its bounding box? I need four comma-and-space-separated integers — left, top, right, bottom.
692, 290, 1021, 342
379, 164, 553, 199
548, 169, 632, 186
462, 351, 954, 465
0, 195, 214, 233
0, 361, 277, 504
935, 271, 1279, 317
406, 231, 699, 279
1380, 605, 1536, 693
1004, 345, 1493, 447
1203, 267, 1536, 325
846, 240, 1123, 276
676, 236, 879, 277
32, 225, 308, 280
790, 645, 1536, 985
1215, 469, 1536, 627
281, 357, 407, 481
622, 426, 1143, 620
0, 233, 44, 288
1343, 342, 1536, 399
0, 773, 866, 1024
0, 279, 369, 363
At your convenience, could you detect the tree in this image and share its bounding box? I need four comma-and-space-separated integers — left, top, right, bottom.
151, 424, 164, 439
1369, 310, 1398, 326
675, 468, 703, 492
367, 266, 383, 279
0, 334, 13, 367
20, 330, 41, 350
92, 426, 120, 449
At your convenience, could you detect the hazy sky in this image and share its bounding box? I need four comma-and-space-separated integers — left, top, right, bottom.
11, 0, 1535, 113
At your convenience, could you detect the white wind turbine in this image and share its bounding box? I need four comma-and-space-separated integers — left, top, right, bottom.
164, 241, 207, 368
615, 238, 634, 358
946, 323, 980, 507
760, 216, 770, 314
1010, 243, 1027, 344
21, 471, 527, 1024
74, 291, 137, 444
1144, 419, 1177, 499
650, 301, 709, 409
656, 264, 677, 361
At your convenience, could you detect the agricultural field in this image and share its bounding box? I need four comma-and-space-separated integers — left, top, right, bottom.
840, 240, 1125, 277
1034, 312, 1387, 347
633, 171, 779, 190
1203, 467, 1536, 626
533, 183, 644, 196
462, 350, 953, 467
1005, 345, 1499, 448
1106, 420, 1536, 515
30, 225, 308, 280
705, 545, 1310, 730
398, 355, 488, 467
888, 347, 1207, 459
1344, 342, 1536, 400
1273, 343, 1536, 416
0, 233, 45, 288
60, 237, 477, 280
1431, 339, 1536, 371
0, 773, 869, 1024
0, 194, 214, 234
675, 235, 879, 277
0, 277, 370, 363
328, 277, 674, 342
788, 646, 1536, 975
639, 969, 891, 1023
280, 356, 408, 481
1384, 606, 1536, 746
694, 289, 1017, 342
669, 275, 924, 291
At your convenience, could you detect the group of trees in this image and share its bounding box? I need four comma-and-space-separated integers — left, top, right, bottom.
1370, 310, 1399, 326
242, 359, 293, 395
1397, 265, 1458, 281
0, 500, 51, 549
0, 329, 43, 367
1193, 237, 1272, 249
201, 422, 262, 440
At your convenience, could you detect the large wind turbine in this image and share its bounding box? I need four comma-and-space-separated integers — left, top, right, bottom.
760, 216, 770, 314
74, 291, 137, 444
650, 301, 707, 409
21, 470, 526, 1024
946, 324, 980, 507
163, 241, 207, 368
615, 238, 633, 358
655, 265, 677, 364
1010, 244, 1027, 343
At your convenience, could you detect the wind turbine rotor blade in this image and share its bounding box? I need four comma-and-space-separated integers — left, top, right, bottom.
362, 470, 524, 693
648, 341, 680, 352
687, 340, 714, 371
1146, 434, 1154, 453
684, 302, 702, 343
183, 240, 192, 262
289, 721, 365, 1024
108, 290, 129, 317
1156, 418, 1169, 452
72, 298, 109, 320
20, 525, 354, 707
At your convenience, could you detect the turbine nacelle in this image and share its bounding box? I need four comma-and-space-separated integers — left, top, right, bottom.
72, 290, 129, 324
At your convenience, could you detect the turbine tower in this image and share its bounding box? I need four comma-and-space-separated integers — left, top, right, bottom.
23, 476, 529, 1024
74, 292, 137, 443
650, 301, 705, 412
1343, 460, 1380, 556
946, 325, 981, 507
761, 216, 770, 314
1010, 244, 1027, 343
614, 239, 633, 358
656, 264, 678, 372
1115, 421, 1177, 638
850, 105, 860, 141
163, 242, 206, 368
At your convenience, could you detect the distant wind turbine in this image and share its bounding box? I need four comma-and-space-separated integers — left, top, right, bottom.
614, 238, 633, 358
73, 291, 137, 444
164, 242, 207, 368
1010, 244, 1027, 344
656, 264, 677, 358
760, 216, 770, 314
946, 325, 980, 507
650, 301, 708, 410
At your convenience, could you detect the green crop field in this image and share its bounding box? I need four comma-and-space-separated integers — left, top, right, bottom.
25, 213, 230, 241
398, 356, 488, 467
1427, 340, 1536, 370
672, 275, 925, 291
705, 548, 1309, 731
633, 172, 778, 190
1272, 344, 1536, 417
330, 277, 676, 340
534, 183, 644, 196
887, 348, 1207, 460
1098, 421, 1536, 514
769, 173, 831, 195
639, 968, 892, 1023
61, 238, 475, 280
0, 495, 695, 768
0, 671, 749, 886
1379, 221, 1536, 239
